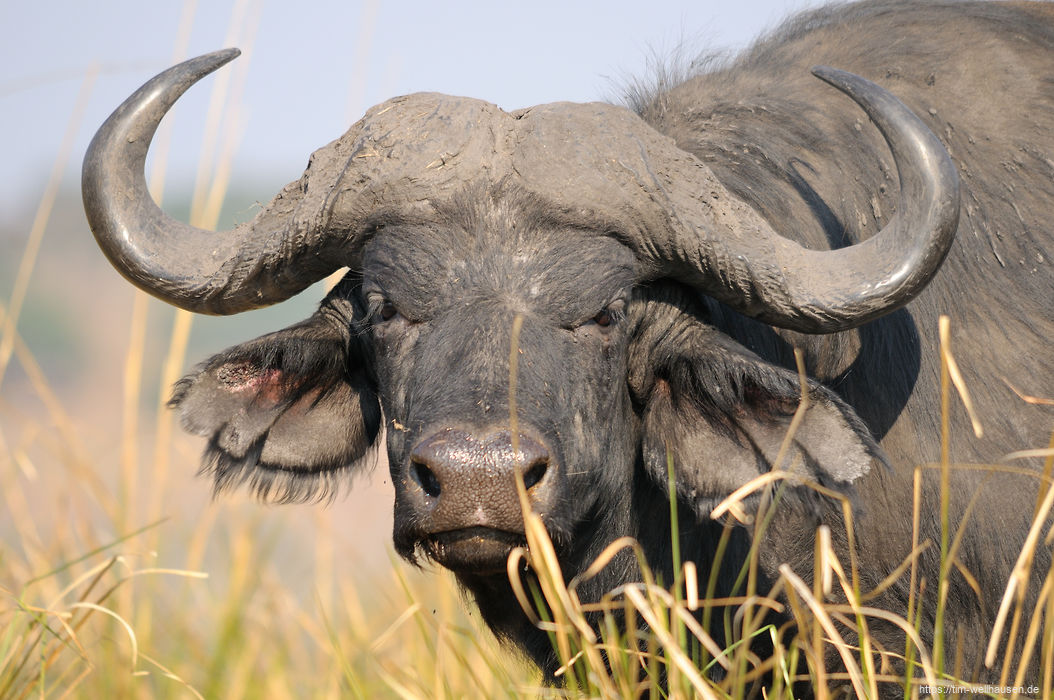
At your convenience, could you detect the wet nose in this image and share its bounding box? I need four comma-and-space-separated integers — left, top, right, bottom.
408, 428, 554, 532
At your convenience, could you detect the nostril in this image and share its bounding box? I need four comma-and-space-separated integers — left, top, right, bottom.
413, 460, 442, 498
522, 459, 548, 491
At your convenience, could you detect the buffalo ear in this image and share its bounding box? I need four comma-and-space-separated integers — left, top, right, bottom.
637, 324, 881, 516
170, 296, 381, 502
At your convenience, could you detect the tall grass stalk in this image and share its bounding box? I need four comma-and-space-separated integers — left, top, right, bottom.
0, 70, 97, 395
137, 1, 261, 646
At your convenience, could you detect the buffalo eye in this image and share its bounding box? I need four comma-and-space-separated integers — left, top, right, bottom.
580, 299, 625, 334
367, 292, 404, 325
379, 301, 399, 322
593, 308, 614, 328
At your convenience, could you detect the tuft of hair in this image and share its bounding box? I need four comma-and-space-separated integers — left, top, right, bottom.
169, 318, 381, 505
197, 434, 373, 505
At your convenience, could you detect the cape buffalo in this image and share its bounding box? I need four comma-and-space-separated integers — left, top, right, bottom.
83, 0, 1053, 691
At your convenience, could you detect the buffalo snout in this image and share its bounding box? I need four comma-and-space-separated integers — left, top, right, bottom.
404, 428, 556, 573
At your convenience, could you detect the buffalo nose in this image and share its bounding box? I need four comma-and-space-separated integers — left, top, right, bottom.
408, 428, 553, 531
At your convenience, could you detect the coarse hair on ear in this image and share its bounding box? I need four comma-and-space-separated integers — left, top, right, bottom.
169, 282, 381, 503
629, 287, 883, 519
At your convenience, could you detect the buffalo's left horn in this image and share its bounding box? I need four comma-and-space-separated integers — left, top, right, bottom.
82, 49, 344, 315
654, 67, 960, 333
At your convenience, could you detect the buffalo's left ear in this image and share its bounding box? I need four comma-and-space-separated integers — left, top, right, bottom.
170, 287, 381, 502
632, 309, 881, 517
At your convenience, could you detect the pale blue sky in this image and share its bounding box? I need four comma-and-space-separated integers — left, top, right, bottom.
1, 0, 823, 226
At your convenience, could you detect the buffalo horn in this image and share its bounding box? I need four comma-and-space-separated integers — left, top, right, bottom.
82, 49, 345, 315
656, 67, 960, 333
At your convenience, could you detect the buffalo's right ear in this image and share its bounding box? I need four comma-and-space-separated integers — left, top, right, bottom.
629, 290, 882, 519
169, 287, 381, 502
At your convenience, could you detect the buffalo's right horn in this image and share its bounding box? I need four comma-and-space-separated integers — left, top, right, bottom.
647, 67, 960, 333
82, 49, 345, 315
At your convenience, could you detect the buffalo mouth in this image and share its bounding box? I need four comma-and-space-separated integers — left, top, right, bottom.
423, 527, 526, 575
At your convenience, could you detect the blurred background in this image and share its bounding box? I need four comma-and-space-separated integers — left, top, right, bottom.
0, 0, 823, 695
